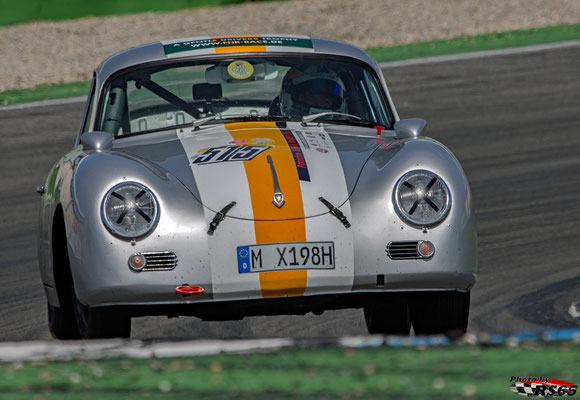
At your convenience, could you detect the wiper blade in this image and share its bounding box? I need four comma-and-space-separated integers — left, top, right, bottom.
193, 115, 217, 130
192, 115, 290, 131
224, 115, 291, 122
302, 112, 386, 129
301, 112, 361, 124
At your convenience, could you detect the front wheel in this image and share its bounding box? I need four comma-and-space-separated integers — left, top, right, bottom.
47, 301, 80, 340
409, 291, 470, 336
72, 292, 131, 339
364, 294, 411, 335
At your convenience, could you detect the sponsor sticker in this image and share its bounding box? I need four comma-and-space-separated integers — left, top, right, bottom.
302, 130, 331, 153
227, 60, 254, 80
251, 138, 273, 143
280, 130, 310, 181
294, 131, 310, 149
163, 36, 314, 56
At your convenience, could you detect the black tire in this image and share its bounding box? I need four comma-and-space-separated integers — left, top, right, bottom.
364, 294, 411, 335
47, 301, 80, 340
49, 208, 80, 340
72, 292, 131, 339
409, 291, 470, 336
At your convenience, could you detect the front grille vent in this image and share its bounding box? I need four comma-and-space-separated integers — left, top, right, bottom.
386, 241, 420, 260
142, 251, 178, 271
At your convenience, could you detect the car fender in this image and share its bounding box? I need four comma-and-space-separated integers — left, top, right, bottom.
348, 137, 477, 290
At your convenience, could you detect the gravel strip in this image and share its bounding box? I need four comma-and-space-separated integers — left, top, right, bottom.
1, 0, 579, 91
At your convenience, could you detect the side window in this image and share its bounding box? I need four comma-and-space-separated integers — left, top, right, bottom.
81, 77, 96, 134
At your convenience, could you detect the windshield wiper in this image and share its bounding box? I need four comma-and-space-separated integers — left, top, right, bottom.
193, 115, 217, 130
190, 115, 290, 131
301, 112, 383, 129
302, 112, 361, 125
223, 115, 291, 122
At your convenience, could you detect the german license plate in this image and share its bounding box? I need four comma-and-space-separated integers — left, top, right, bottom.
237, 242, 335, 273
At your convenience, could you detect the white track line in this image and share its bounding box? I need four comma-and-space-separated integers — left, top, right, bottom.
0, 338, 295, 362
1, 39, 580, 111
379, 39, 580, 69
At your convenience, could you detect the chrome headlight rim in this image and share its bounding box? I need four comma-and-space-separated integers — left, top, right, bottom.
101, 181, 160, 239
393, 169, 451, 228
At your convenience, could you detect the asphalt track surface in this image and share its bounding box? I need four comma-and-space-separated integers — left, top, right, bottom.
1, 46, 579, 341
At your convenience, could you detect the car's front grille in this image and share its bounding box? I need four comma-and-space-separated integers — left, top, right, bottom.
142, 251, 178, 271
386, 241, 420, 260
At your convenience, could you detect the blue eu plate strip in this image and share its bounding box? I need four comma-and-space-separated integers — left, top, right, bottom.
237, 246, 251, 274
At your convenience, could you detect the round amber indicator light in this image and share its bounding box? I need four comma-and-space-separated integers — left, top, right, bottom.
129, 254, 146, 271
417, 241, 435, 258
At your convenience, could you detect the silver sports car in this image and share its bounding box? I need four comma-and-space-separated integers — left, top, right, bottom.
37, 35, 477, 339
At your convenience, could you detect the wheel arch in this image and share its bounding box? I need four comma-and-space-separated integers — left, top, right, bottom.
50, 204, 75, 309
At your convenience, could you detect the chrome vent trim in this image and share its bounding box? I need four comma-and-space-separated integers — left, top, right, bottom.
386, 241, 420, 260
142, 251, 178, 271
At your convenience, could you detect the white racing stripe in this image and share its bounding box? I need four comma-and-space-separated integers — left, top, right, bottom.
286, 122, 355, 293
178, 125, 260, 299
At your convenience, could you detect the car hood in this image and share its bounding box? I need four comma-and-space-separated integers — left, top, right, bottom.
115, 121, 401, 220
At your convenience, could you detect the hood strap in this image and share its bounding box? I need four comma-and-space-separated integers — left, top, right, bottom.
207, 201, 237, 235
319, 197, 351, 229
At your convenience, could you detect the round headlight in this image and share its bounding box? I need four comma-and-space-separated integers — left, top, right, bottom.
101, 182, 159, 239
394, 170, 450, 227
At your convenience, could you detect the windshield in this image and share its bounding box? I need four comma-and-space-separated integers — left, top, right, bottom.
98, 55, 392, 137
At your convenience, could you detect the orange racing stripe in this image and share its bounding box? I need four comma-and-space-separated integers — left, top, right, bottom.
224, 122, 306, 298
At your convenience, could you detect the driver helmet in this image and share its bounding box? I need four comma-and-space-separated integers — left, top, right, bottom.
280, 65, 345, 119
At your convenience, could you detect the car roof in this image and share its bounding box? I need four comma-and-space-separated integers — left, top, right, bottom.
95, 34, 380, 89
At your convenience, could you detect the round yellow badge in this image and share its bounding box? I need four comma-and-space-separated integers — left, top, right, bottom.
227, 60, 254, 80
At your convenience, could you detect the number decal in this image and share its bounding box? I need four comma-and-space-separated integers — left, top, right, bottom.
192, 145, 270, 165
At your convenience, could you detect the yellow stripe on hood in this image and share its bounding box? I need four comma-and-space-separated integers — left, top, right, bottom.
225, 121, 306, 298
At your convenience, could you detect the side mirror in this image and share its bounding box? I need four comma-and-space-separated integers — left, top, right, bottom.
394, 118, 427, 139
81, 131, 113, 152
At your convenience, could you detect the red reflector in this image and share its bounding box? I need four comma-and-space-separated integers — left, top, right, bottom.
175, 286, 204, 295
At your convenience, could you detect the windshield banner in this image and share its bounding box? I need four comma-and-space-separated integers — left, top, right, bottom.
162, 35, 314, 57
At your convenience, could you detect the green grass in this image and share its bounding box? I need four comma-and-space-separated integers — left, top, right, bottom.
366, 23, 580, 62
0, 81, 92, 106
2, 23, 580, 107
0, 342, 577, 399
0, 0, 275, 27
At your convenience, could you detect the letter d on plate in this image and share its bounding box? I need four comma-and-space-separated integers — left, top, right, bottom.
238, 246, 251, 273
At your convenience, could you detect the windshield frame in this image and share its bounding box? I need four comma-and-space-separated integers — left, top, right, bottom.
94, 53, 395, 138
